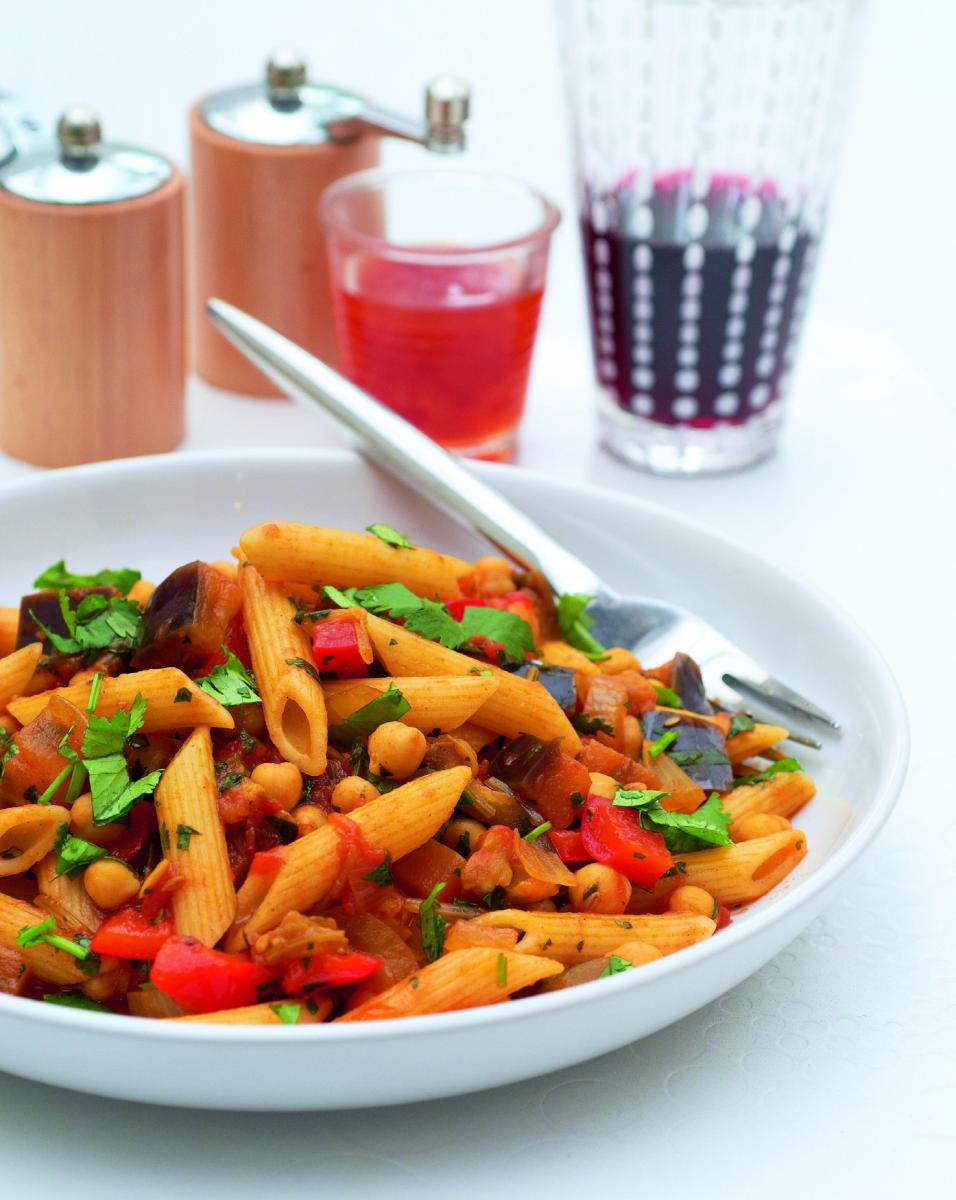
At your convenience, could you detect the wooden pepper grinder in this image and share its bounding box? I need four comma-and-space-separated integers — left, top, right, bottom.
191, 51, 470, 397
0, 103, 185, 467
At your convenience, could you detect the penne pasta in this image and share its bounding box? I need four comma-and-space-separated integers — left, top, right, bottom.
236, 765, 471, 944
726, 723, 790, 764
0, 643, 43, 709
240, 521, 470, 600
240, 564, 328, 775
0, 805, 70, 879
723, 772, 816, 835
322, 675, 498, 734
0, 607, 18, 658
365, 614, 581, 755
336, 948, 562, 1021
171, 998, 331, 1024
0, 892, 92, 986
8, 668, 234, 732
34, 852, 104, 934
470, 909, 716, 963
155, 726, 236, 946
677, 829, 808, 905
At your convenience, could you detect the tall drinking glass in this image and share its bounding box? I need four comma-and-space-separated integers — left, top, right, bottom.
557, 0, 868, 474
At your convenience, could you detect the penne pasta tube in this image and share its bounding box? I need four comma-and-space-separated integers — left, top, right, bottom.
240, 564, 327, 775
237, 765, 471, 944
365, 614, 581, 755
0, 607, 18, 658
726, 723, 790, 764
0, 643, 42, 709
678, 829, 808, 905
724, 773, 816, 837
171, 998, 331, 1025
8, 668, 234, 732
156, 726, 236, 946
323, 675, 498, 734
240, 521, 469, 601
0, 805, 70, 879
469, 909, 715, 963
336, 947, 562, 1022
0, 892, 92, 986
34, 852, 104, 934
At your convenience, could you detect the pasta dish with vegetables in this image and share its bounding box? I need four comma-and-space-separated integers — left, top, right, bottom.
0, 522, 814, 1024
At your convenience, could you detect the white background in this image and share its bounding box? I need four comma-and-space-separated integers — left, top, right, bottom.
0, 2, 952, 1196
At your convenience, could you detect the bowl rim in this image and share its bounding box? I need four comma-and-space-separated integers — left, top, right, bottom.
0, 447, 909, 1044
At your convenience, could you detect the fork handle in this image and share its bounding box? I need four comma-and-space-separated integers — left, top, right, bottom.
207, 299, 603, 598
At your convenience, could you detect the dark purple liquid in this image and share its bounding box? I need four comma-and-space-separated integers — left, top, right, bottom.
581, 180, 818, 428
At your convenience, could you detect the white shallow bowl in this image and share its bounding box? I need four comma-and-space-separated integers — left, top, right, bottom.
0, 449, 907, 1110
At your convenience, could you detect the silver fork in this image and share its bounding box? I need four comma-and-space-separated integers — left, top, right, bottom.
207, 298, 839, 744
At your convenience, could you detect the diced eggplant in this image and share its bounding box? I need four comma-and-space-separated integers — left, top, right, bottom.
132, 561, 241, 670
670, 652, 714, 715
641, 708, 733, 792
16, 586, 116, 652
514, 661, 577, 711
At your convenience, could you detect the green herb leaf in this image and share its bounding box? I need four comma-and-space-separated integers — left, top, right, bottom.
654, 685, 683, 708
173, 687, 192, 703
329, 683, 410, 746
457, 606, 535, 663
176, 823, 201, 851
32, 593, 144, 659
89, 757, 163, 826
285, 657, 321, 684
727, 712, 756, 738
42, 991, 111, 1012
16, 917, 92, 962
647, 728, 680, 759
270, 1002, 301, 1025
197, 650, 261, 707
82, 693, 147, 759
33, 561, 141, 596
611, 789, 671, 808
419, 881, 447, 962
733, 757, 802, 787
669, 748, 731, 768
599, 954, 634, 978
362, 851, 393, 886
365, 523, 413, 549
613, 787, 733, 853
571, 713, 614, 736
403, 599, 468, 649
555, 593, 608, 660
523, 821, 553, 842
496, 951, 507, 987
53, 822, 108, 877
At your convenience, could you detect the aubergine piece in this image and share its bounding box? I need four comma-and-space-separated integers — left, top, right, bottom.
670, 652, 714, 715
16, 586, 117, 652
514, 661, 577, 711
642, 708, 733, 792
132, 561, 241, 670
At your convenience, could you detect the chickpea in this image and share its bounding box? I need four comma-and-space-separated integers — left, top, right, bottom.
528, 898, 557, 913
668, 884, 717, 917
81, 963, 130, 1003
569, 863, 632, 915
367, 722, 426, 780
621, 715, 643, 758
600, 647, 642, 674
440, 817, 486, 857
330, 776, 379, 813
70, 794, 125, 845
588, 772, 618, 800
83, 860, 140, 910
291, 803, 327, 834
610, 939, 662, 966
471, 556, 517, 598
251, 762, 303, 812
734, 813, 791, 841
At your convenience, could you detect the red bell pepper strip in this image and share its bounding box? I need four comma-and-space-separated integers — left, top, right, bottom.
105, 801, 156, 864
151, 936, 275, 1013
549, 828, 589, 863
282, 951, 383, 995
715, 903, 733, 930
89, 907, 174, 960
312, 619, 370, 678
445, 598, 493, 621
247, 848, 286, 877
581, 794, 674, 888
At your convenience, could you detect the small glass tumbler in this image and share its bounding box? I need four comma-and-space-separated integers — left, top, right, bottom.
321, 169, 560, 460
556, 0, 868, 474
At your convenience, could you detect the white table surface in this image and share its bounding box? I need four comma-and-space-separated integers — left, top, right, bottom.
0, 1, 952, 1196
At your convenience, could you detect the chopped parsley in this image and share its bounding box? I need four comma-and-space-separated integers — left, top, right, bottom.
31, 590, 144, 660
613, 786, 733, 853
174, 687, 192, 703
523, 821, 553, 842
53, 822, 109, 877
612, 788, 671, 808
733, 757, 802, 787
654, 684, 683, 708
482, 884, 507, 910
33, 561, 140, 596
555, 593, 608, 660
419, 881, 447, 962
647, 728, 680, 759
496, 952, 507, 987
365, 523, 413, 549
362, 851, 393, 886
42, 992, 111, 1012
571, 713, 614, 736
599, 954, 634, 978
728, 712, 756, 738
583, 881, 600, 900
196, 650, 260, 707
16, 916, 93, 961
669, 748, 731, 768
270, 1002, 301, 1025
329, 683, 410, 745
284, 657, 322, 684
176, 824, 201, 850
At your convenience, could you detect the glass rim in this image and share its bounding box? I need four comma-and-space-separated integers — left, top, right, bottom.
320, 167, 562, 262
